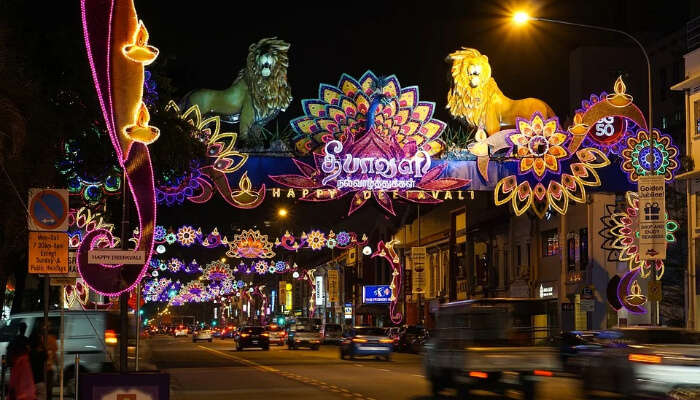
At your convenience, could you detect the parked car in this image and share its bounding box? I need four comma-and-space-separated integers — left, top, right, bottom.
321, 323, 343, 344
192, 328, 212, 342
220, 325, 237, 339
236, 326, 269, 351
287, 321, 322, 350
340, 327, 393, 361
0, 311, 133, 393
265, 324, 286, 346
173, 325, 188, 337
424, 298, 561, 400
211, 327, 222, 338
385, 327, 401, 347
397, 325, 428, 353
571, 328, 700, 398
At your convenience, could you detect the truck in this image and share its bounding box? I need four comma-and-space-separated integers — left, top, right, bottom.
424, 298, 561, 399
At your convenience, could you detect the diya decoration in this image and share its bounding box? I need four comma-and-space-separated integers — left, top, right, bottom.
371, 240, 403, 324
231, 260, 297, 275
606, 191, 678, 280
621, 129, 679, 183
133, 225, 227, 249
575, 92, 633, 155
493, 112, 610, 218
79, 0, 158, 296
275, 230, 368, 251
617, 268, 647, 314
273, 71, 470, 216
160, 101, 265, 209
226, 229, 275, 259
57, 138, 122, 205
202, 261, 233, 282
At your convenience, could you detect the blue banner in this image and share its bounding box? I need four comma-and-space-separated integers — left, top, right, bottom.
363, 285, 392, 304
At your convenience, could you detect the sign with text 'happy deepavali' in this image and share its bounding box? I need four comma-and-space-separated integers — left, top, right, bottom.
88, 250, 146, 265
637, 175, 666, 260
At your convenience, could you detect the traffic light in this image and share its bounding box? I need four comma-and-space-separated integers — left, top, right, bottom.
139, 309, 144, 315
277, 316, 285, 326
143, 318, 148, 326
212, 320, 217, 326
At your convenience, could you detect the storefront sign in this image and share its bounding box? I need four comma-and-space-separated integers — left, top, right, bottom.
637, 175, 666, 260
411, 247, 427, 294
362, 285, 391, 304
538, 283, 556, 299
327, 270, 339, 303
279, 281, 287, 306
315, 276, 324, 306
344, 303, 353, 319
285, 283, 293, 309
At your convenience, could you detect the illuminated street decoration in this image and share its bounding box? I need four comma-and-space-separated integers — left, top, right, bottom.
79, 0, 158, 296
445, 48, 556, 136
621, 129, 679, 183
274, 71, 469, 215
606, 191, 678, 279
371, 240, 403, 324
576, 92, 631, 155
57, 138, 122, 205
275, 230, 368, 251
231, 260, 296, 275
176, 225, 197, 247
226, 229, 275, 259
68, 208, 120, 249
617, 268, 647, 314
494, 112, 610, 218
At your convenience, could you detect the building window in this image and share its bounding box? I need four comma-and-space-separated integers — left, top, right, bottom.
542, 229, 559, 257
567, 235, 577, 272
580, 228, 588, 270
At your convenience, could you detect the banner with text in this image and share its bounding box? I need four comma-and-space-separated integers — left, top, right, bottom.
638, 175, 666, 260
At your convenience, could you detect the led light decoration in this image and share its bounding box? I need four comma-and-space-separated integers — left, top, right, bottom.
79, 0, 159, 296
370, 240, 402, 324
226, 229, 275, 259
494, 112, 610, 218
231, 260, 296, 275
617, 268, 647, 314
576, 92, 631, 155
621, 129, 679, 183
176, 225, 198, 247
275, 230, 367, 252
273, 71, 469, 216
64, 279, 114, 310
606, 191, 678, 279
68, 208, 120, 249
57, 138, 122, 205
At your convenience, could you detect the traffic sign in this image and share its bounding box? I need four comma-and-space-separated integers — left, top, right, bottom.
28, 189, 69, 232
87, 250, 146, 265
28, 232, 68, 274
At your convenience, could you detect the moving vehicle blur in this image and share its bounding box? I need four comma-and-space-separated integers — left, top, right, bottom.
570, 328, 700, 398
173, 325, 188, 337
220, 325, 237, 339
237, 326, 270, 351
321, 323, 342, 344
193, 328, 213, 342
265, 324, 286, 346
424, 298, 560, 399
340, 327, 393, 361
287, 320, 321, 350
397, 325, 428, 353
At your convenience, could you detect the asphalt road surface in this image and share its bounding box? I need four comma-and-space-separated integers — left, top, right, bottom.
146, 336, 583, 400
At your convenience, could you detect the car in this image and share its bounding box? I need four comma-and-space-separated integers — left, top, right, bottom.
220, 325, 237, 339
287, 321, 322, 350
236, 326, 269, 351
211, 328, 222, 338
573, 328, 700, 398
385, 327, 401, 347
192, 329, 213, 342
265, 324, 286, 346
340, 327, 393, 361
397, 325, 428, 353
321, 323, 343, 344
173, 325, 188, 337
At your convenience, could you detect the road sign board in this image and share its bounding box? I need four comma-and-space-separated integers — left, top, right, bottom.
87, 250, 146, 265
28, 232, 68, 274
638, 175, 666, 260
50, 277, 76, 286
28, 189, 69, 232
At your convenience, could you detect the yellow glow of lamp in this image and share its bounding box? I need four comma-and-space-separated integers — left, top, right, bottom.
122, 21, 159, 65
513, 11, 530, 25
278, 208, 288, 217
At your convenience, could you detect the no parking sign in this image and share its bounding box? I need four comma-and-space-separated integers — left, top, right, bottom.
28, 189, 69, 232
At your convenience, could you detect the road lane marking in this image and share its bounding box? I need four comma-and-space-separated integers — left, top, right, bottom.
197, 345, 279, 372
412, 374, 425, 378
378, 368, 391, 372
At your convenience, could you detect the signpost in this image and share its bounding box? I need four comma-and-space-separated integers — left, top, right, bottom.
637, 175, 667, 260
411, 247, 427, 294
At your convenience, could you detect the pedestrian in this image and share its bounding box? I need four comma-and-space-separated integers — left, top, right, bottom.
28, 328, 47, 400
7, 323, 36, 400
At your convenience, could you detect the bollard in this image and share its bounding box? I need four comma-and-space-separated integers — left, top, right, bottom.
74, 355, 79, 400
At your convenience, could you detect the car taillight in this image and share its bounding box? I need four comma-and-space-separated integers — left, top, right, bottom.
534, 370, 553, 377
105, 330, 118, 345
240, 333, 249, 337
262, 333, 269, 337
379, 339, 393, 343
352, 338, 368, 343
469, 371, 488, 379
628, 354, 662, 364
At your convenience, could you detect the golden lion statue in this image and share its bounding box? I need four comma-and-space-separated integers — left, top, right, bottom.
446, 48, 555, 135
185, 38, 292, 142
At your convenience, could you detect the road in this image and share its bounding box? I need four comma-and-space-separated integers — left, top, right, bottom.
146, 336, 583, 400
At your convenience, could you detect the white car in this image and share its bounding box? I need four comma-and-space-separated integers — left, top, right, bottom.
193, 329, 213, 342
173, 326, 188, 337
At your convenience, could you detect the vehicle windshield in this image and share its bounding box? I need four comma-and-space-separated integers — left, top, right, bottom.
356, 328, 387, 336
294, 324, 320, 333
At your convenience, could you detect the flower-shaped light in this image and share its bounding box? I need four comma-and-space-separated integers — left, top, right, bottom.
306, 230, 327, 251
165, 232, 176, 245
177, 225, 197, 247
167, 258, 183, 273
336, 231, 351, 247
510, 113, 568, 178
621, 129, 679, 183
154, 225, 167, 242
254, 260, 269, 274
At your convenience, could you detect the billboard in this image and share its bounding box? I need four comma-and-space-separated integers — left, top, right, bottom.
362, 285, 391, 304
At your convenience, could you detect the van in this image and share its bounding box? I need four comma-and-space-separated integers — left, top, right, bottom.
0, 310, 132, 390
321, 323, 342, 344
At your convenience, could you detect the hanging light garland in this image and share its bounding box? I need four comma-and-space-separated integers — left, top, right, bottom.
275, 230, 368, 252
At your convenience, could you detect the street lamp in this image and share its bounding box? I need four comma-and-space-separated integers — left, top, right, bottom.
512, 12, 653, 132
277, 208, 288, 218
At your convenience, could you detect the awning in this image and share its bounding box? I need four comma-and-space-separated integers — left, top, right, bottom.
675, 169, 700, 180
670, 74, 700, 91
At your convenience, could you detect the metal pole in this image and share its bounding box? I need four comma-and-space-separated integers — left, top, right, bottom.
74, 355, 79, 400
60, 285, 65, 400
417, 204, 423, 325
135, 281, 140, 371
43, 276, 49, 400
119, 168, 130, 372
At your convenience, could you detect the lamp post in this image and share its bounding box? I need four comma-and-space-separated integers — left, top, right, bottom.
513, 13, 653, 133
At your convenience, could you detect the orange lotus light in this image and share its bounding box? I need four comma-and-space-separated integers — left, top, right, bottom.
124, 102, 160, 144
122, 21, 159, 65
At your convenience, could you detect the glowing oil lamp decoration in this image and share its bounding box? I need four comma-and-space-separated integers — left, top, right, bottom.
229, 172, 265, 208
624, 280, 647, 307
125, 102, 160, 144
607, 76, 633, 107
122, 21, 159, 65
